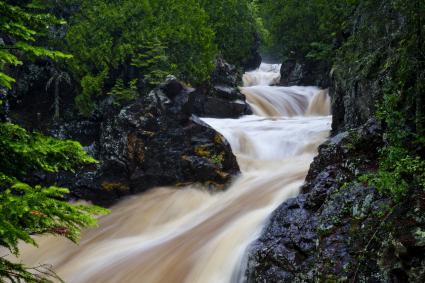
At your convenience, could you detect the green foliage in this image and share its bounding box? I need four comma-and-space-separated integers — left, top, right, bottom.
260, 0, 425, 202
0, 123, 108, 282
0, 1, 71, 90
66, 0, 215, 116
149, 0, 216, 82
130, 40, 173, 86
199, 0, 261, 66
75, 72, 106, 116
0, 123, 96, 177
362, 0, 424, 201
337, 0, 425, 201
0, 256, 62, 283
362, 148, 425, 201
108, 79, 139, 106
258, 0, 357, 61
0, 3, 109, 281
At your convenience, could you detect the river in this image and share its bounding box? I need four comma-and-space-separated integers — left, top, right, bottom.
17, 63, 331, 283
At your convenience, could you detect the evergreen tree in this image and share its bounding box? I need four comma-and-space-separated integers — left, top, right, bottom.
66, 0, 216, 116
199, 0, 262, 67
0, 1, 108, 281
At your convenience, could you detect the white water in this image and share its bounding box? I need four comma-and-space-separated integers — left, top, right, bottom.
15, 63, 331, 283
242, 63, 282, 86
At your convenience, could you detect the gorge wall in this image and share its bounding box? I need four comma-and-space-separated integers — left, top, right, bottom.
244, 1, 425, 282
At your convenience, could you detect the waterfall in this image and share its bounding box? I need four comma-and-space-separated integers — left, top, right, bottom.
15, 63, 331, 283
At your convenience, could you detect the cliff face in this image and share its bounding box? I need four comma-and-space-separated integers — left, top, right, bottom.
279, 59, 330, 89
244, 1, 425, 282
245, 119, 425, 282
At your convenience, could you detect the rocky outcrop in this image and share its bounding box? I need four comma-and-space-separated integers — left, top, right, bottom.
245, 120, 425, 282
245, 1, 425, 281
191, 58, 252, 118
241, 34, 262, 71
191, 84, 252, 118
279, 59, 330, 88
211, 57, 243, 87
7, 58, 250, 206
330, 73, 384, 134
55, 77, 240, 206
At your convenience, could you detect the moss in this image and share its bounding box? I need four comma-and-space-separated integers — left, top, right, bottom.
175, 182, 194, 187
204, 181, 225, 190
215, 169, 229, 179
195, 145, 211, 158
194, 146, 225, 166
101, 182, 129, 192
343, 130, 362, 152
127, 133, 145, 163
214, 134, 224, 144
181, 155, 191, 162
211, 152, 225, 166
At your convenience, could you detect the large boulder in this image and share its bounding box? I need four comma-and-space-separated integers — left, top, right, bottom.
191, 85, 252, 118
280, 59, 330, 88
56, 77, 240, 206
330, 72, 383, 134
191, 58, 252, 118
241, 33, 262, 71
211, 57, 243, 87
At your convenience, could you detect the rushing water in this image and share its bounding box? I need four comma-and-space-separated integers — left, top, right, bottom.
16, 63, 331, 283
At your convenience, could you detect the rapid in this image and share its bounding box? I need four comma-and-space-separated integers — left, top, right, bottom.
15, 63, 331, 283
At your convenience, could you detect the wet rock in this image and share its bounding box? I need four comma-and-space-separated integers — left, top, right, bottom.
49, 119, 101, 147
245, 119, 425, 282
56, 77, 240, 206
191, 59, 252, 118
280, 59, 330, 88
211, 57, 243, 87
191, 90, 252, 118
330, 67, 384, 134
0, 87, 9, 121
243, 50, 262, 72
241, 33, 262, 71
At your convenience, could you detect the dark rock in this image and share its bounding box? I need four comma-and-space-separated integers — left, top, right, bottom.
330, 64, 385, 135
191, 89, 252, 119
191, 59, 252, 118
211, 57, 243, 87
211, 85, 245, 101
0, 87, 9, 122
243, 50, 262, 72
244, 119, 425, 282
55, 77, 240, 206
241, 33, 262, 71
328, 0, 406, 135
50, 119, 101, 147
279, 59, 330, 88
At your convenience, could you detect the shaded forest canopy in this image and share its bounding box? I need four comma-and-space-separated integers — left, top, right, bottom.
1, 0, 424, 282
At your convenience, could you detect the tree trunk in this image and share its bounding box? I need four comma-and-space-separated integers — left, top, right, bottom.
54, 79, 60, 121
415, 0, 424, 136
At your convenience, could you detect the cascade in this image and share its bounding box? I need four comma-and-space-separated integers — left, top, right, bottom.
16, 63, 331, 283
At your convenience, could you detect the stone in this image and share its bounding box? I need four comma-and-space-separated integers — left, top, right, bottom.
54, 78, 240, 206
244, 119, 425, 282
280, 59, 330, 88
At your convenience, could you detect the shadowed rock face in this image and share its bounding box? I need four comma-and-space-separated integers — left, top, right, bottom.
244, 1, 425, 281
190, 58, 252, 118
279, 59, 330, 88
55, 77, 240, 206
244, 120, 425, 282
